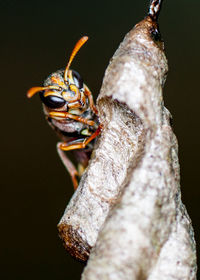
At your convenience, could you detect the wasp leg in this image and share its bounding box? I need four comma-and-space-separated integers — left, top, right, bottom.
49, 111, 95, 126
56, 142, 79, 190
84, 85, 98, 115
59, 124, 102, 151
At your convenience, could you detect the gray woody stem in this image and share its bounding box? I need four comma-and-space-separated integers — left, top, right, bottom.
81, 16, 197, 279
58, 5, 197, 280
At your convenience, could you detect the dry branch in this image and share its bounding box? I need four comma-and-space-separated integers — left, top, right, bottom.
58, 1, 197, 279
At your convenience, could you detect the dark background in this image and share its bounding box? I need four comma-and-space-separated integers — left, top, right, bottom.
1, 0, 199, 279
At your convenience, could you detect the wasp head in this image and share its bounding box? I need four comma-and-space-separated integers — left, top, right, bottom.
27, 36, 89, 115
40, 69, 86, 110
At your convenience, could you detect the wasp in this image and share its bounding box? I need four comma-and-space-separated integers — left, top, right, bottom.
27, 36, 102, 190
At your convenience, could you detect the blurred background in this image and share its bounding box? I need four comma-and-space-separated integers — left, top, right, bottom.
1, 0, 199, 279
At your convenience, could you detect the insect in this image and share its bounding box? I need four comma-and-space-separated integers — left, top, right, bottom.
27, 36, 102, 190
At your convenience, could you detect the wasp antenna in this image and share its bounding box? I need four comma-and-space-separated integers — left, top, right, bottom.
148, 0, 163, 21
64, 36, 89, 82
27, 86, 60, 98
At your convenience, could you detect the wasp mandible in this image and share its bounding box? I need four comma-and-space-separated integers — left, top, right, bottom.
27, 36, 102, 189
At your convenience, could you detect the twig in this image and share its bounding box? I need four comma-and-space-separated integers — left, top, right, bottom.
148, 0, 164, 21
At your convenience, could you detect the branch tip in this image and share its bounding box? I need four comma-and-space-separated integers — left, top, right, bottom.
148, 0, 164, 21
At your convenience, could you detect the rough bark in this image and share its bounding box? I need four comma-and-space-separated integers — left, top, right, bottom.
58, 6, 197, 280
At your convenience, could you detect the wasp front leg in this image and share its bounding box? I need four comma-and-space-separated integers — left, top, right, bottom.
59, 124, 102, 152
84, 85, 98, 115
56, 143, 79, 190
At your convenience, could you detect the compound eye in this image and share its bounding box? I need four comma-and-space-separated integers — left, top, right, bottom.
39, 92, 66, 108
72, 70, 84, 89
